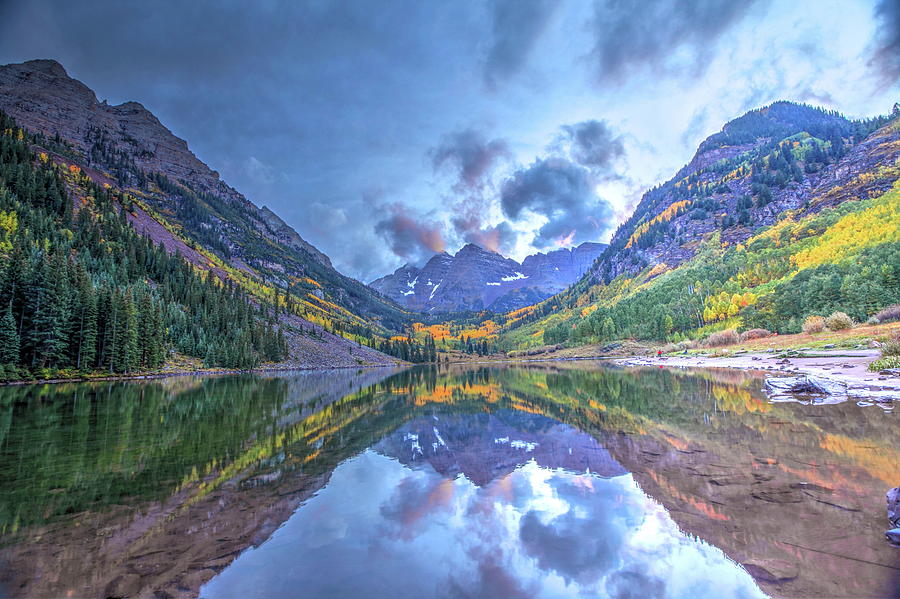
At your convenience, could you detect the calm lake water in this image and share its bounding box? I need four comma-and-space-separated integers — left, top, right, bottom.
0, 363, 896, 598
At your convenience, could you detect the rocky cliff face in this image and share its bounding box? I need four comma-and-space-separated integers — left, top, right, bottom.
370, 241, 607, 313
0, 59, 406, 328
0, 59, 225, 197
521, 241, 607, 291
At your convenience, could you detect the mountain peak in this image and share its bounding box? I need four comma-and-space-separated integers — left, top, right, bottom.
115, 99, 151, 112
17, 58, 69, 77
697, 100, 852, 155
424, 252, 453, 266
456, 242, 491, 256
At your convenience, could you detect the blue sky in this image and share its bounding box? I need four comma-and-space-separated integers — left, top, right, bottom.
0, 0, 897, 281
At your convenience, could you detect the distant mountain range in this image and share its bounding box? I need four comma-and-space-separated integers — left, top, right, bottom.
0, 59, 604, 321
369, 241, 607, 312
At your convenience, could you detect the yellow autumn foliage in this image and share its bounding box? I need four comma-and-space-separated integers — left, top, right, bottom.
791, 183, 900, 270
0, 210, 17, 236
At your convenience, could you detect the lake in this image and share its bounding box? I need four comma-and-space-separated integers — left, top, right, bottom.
0, 363, 896, 598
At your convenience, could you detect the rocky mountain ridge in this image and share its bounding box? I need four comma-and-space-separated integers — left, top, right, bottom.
370, 241, 607, 312
0, 58, 407, 332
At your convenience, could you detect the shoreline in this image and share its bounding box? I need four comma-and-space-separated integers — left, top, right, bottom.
612, 348, 900, 398
2, 348, 897, 400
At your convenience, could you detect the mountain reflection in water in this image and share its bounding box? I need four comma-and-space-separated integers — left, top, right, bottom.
0, 363, 896, 599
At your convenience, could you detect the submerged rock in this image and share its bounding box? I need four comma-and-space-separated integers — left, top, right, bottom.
889, 487, 900, 527
764, 376, 846, 396
765, 375, 895, 404
886, 528, 900, 545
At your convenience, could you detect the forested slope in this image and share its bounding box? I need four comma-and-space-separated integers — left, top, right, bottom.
0, 111, 292, 377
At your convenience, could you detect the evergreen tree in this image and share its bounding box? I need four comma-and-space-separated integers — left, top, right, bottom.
25, 256, 67, 368
0, 303, 19, 364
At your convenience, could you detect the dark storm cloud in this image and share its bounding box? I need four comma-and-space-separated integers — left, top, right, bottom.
432, 128, 518, 254
500, 157, 614, 248
375, 205, 446, 265
588, 0, 758, 82
556, 119, 625, 175
431, 129, 511, 192
484, 0, 559, 88
869, 0, 900, 87
605, 570, 667, 599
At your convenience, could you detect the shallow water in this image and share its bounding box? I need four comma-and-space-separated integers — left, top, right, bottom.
0, 363, 896, 598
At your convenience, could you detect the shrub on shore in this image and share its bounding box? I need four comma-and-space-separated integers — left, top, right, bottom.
882, 337, 900, 357
661, 340, 694, 353
703, 329, 739, 347
873, 304, 900, 324
868, 355, 900, 371
739, 328, 773, 342
825, 311, 854, 331
0, 364, 27, 382
868, 333, 900, 371
802, 316, 825, 334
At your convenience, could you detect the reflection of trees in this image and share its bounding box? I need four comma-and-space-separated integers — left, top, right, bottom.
0, 377, 288, 534
0, 371, 389, 536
